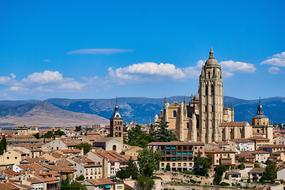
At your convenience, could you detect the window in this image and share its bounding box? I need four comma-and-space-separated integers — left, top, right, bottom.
113, 145, 117, 151
211, 84, 214, 95
173, 110, 177, 117
205, 85, 208, 95
6, 157, 9, 159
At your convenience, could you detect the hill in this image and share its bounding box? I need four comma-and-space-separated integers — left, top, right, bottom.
0, 97, 284, 126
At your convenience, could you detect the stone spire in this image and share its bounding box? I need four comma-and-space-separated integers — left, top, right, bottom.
257, 97, 264, 115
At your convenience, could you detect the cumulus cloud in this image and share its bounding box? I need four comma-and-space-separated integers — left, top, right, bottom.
220, 60, 256, 74
268, 66, 281, 74
0, 70, 85, 95
67, 48, 133, 55
107, 61, 204, 83
108, 59, 255, 82
262, 52, 285, 67
23, 70, 63, 84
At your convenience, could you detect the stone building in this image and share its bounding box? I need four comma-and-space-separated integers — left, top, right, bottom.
155, 49, 273, 143
110, 99, 124, 142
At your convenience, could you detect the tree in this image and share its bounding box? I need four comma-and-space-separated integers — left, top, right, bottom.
126, 157, 139, 179
1, 136, 7, 151
116, 168, 129, 179
127, 125, 153, 148
152, 120, 177, 142
165, 163, 171, 171
213, 165, 227, 185
75, 143, 92, 154
61, 177, 86, 190
76, 175, 85, 181
0, 136, 7, 155
54, 129, 65, 136
261, 161, 277, 183
193, 155, 211, 176
238, 163, 245, 170
137, 176, 155, 190
43, 131, 55, 139
138, 148, 161, 177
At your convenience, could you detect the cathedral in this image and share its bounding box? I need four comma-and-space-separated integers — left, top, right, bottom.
155, 49, 273, 143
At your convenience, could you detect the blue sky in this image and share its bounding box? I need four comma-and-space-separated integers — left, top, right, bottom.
0, 0, 285, 100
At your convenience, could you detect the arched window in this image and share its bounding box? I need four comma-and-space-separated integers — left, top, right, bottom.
173, 110, 177, 117
113, 145, 117, 151
211, 84, 215, 95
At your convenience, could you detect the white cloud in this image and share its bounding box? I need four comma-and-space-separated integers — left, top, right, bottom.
108, 62, 186, 81
220, 60, 256, 73
262, 52, 285, 67
67, 48, 133, 55
0, 73, 16, 84
23, 71, 63, 84
268, 66, 281, 74
108, 59, 255, 82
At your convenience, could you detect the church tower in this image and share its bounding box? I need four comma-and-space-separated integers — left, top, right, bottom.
110, 98, 124, 141
199, 49, 223, 143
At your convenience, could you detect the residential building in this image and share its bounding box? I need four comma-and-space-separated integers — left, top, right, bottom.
148, 141, 204, 171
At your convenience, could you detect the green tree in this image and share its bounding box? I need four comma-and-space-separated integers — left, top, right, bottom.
138, 148, 161, 177
238, 163, 245, 170
76, 175, 85, 181
116, 168, 129, 179
137, 176, 155, 190
127, 125, 153, 148
75, 143, 92, 154
126, 157, 139, 179
61, 177, 86, 190
165, 163, 171, 171
0, 136, 7, 155
213, 165, 227, 185
152, 120, 177, 142
54, 129, 65, 136
261, 161, 277, 183
193, 155, 211, 176
1, 136, 7, 151
43, 131, 55, 139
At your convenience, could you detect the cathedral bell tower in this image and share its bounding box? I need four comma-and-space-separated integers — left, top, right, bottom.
199, 49, 223, 143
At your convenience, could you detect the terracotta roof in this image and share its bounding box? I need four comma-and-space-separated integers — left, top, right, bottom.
220, 121, 249, 127
44, 164, 76, 173
61, 149, 81, 154
3, 169, 21, 177
70, 156, 101, 168
148, 141, 204, 146
88, 178, 115, 186
27, 177, 44, 184
93, 150, 128, 163
0, 182, 19, 190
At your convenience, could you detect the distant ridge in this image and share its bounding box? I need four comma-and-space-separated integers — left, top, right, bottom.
0, 101, 108, 127
0, 96, 284, 125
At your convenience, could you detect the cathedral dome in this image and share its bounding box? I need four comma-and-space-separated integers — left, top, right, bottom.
205, 48, 219, 66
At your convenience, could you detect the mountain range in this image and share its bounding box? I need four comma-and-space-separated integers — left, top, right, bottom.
0, 96, 284, 127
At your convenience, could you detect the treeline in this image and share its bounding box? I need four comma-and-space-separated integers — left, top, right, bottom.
126, 120, 177, 148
